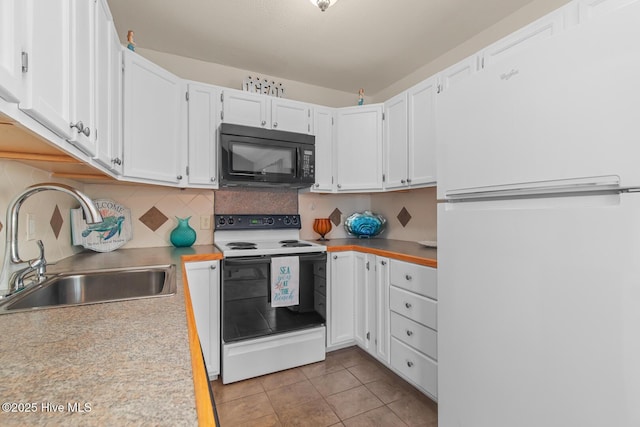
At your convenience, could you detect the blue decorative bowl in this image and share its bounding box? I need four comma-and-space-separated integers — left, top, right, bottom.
344, 211, 386, 238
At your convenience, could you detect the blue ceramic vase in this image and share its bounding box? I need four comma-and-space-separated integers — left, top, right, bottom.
344, 211, 386, 238
170, 216, 197, 247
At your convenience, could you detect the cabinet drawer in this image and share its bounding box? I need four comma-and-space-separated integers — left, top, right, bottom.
314, 262, 327, 279
390, 311, 437, 361
391, 337, 437, 398
314, 291, 326, 320
314, 275, 326, 296
390, 286, 437, 330
389, 259, 437, 299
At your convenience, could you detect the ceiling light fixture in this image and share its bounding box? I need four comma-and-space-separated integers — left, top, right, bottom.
309, 0, 338, 12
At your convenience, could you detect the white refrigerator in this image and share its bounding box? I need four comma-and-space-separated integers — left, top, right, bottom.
437, 3, 640, 427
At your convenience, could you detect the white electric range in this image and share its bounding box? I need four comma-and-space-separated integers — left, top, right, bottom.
214, 214, 327, 384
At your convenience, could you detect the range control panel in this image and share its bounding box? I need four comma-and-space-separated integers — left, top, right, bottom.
214, 214, 301, 230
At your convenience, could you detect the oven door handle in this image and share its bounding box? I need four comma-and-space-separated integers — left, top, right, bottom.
224, 256, 272, 266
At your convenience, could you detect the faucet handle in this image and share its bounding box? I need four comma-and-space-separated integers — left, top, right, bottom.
32, 240, 47, 278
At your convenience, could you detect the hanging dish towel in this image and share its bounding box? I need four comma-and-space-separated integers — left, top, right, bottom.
271, 256, 299, 308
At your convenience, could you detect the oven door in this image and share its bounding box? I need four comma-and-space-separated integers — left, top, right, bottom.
221, 253, 326, 343
220, 134, 300, 186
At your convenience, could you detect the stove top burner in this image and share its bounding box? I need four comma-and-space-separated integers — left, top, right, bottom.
227, 242, 257, 249
278, 240, 300, 244
281, 242, 313, 248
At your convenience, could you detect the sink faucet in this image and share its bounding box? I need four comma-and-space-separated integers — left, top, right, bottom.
0, 183, 103, 297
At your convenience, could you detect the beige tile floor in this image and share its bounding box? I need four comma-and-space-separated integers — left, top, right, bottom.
211, 346, 438, 426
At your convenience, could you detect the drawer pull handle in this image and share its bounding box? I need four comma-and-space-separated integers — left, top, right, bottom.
405, 302, 412, 309
407, 361, 414, 368
406, 330, 413, 336
405, 274, 412, 281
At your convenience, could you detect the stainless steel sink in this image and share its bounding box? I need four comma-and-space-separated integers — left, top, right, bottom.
0, 265, 176, 314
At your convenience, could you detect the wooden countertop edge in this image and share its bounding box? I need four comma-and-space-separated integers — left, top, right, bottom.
326, 245, 437, 268
181, 258, 217, 427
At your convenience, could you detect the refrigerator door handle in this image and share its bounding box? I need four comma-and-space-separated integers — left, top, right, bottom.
445, 175, 621, 201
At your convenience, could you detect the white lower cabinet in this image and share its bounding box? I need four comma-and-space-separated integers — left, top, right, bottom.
389, 258, 438, 399
327, 251, 355, 348
184, 260, 220, 378
328, 252, 438, 399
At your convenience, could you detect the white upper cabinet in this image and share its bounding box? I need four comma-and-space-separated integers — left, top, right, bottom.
383, 76, 438, 191
187, 82, 220, 187
93, 2, 122, 174
479, 4, 576, 69
20, 0, 73, 139
221, 89, 268, 128
311, 106, 335, 192
122, 50, 186, 185
407, 76, 437, 187
0, 0, 24, 103
222, 88, 312, 133
576, 0, 639, 22
335, 104, 384, 192
68, 0, 97, 155
438, 55, 479, 93
383, 92, 409, 190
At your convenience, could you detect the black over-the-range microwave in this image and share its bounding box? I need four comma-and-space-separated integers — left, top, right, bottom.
219, 123, 315, 188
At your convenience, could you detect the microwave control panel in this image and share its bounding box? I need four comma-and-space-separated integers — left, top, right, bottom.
301, 149, 315, 179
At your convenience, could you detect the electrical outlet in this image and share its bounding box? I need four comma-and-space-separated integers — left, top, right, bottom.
200, 215, 211, 230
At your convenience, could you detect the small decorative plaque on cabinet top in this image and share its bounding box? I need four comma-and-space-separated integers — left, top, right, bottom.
71, 199, 133, 252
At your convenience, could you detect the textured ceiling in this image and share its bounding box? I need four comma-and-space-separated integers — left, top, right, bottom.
107, 0, 552, 95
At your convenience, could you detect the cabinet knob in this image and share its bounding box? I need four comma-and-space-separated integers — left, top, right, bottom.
314, 183, 319, 188
70, 121, 84, 132
405, 302, 412, 309
401, 179, 406, 184
381, 260, 386, 266
405, 274, 412, 281
406, 330, 413, 336
261, 120, 267, 126
333, 255, 337, 260
177, 175, 183, 180
210, 265, 216, 270
81, 127, 91, 137
337, 184, 342, 189
407, 178, 412, 183
273, 122, 278, 128
112, 158, 122, 165
407, 360, 414, 368
210, 177, 216, 182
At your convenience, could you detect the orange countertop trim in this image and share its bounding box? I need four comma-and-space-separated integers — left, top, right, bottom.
181, 257, 217, 427
326, 245, 437, 268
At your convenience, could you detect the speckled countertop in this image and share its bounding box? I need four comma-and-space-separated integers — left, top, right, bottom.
0, 245, 221, 427
324, 238, 437, 267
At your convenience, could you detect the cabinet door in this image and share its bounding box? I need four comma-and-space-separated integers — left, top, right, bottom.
187, 82, 220, 186
311, 106, 334, 192
335, 105, 384, 192
122, 50, 185, 184
480, 6, 569, 69
21, 0, 72, 139
94, 11, 122, 174
438, 55, 478, 93
407, 76, 437, 187
328, 252, 355, 347
0, 0, 23, 103
185, 260, 220, 377
375, 256, 390, 364
221, 89, 268, 128
354, 252, 375, 350
271, 98, 311, 134
383, 92, 409, 190
67, 0, 96, 155
577, 0, 638, 22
